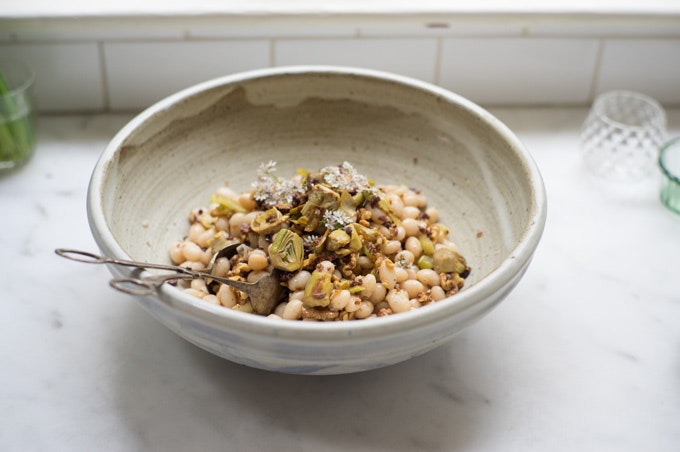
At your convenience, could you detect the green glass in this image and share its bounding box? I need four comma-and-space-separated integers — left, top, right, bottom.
659, 137, 680, 215
0, 59, 37, 171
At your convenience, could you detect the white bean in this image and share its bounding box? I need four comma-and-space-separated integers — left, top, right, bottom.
382, 240, 402, 255
405, 236, 423, 259
283, 299, 303, 320
273, 302, 288, 317
360, 273, 377, 297
329, 290, 351, 311
395, 250, 415, 267
357, 256, 374, 270
402, 218, 420, 237
417, 269, 440, 287
369, 283, 387, 303
196, 228, 215, 249
183, 288, 205, 299
203, 294, 220, 305
289, 290, 305, 301
430, 285, 446, 301
395, 267, 409, 283
217, 284, 238, 307
402, 279, 425, 299
181, 241, 204, 262
344, 296, 362, 313
425, 207, 439, 223
216, 186, 238, 199
180, 260, 206, 271
212, 257, 231, 278
402, 206, 421, 219
238, 192, 256, 210
248, 249, 269, 271
188, 223, 206, 243
387, 194, 405, 218
215, 216, 229, 232
190, 279, 208, 294
394, 225, 406, 242
386, 289, 411, 313
228, 212, 246, 238
402, 191, 420, 207
316, 260, 335, 274
406, 266, 418, 280
200, 248, 213, 266
378, 258, 397, 290
169, 241, 184, 264
288, 270, 312, 291
355, 301, 374, 319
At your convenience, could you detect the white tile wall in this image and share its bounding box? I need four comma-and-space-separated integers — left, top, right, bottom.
597, 39, 680, 104
1, 15, 679, 112
104, 40, 270, 110
439, 38, 600, 105
274, 38, 438, 84
0, 43, 103, 112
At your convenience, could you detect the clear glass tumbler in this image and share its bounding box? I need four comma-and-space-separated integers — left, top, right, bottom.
580, 90, 667, 181
659, 137, 680, 215
0, 59, 37, 171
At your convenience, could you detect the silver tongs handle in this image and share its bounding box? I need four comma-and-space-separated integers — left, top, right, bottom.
55, 248, 260, 296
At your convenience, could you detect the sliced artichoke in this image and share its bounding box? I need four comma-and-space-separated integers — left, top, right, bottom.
302, 270, 334, 308
250, 207, 288, 234
419, 233, 435, 256
348, 224, 363, 251
433, 247, 467, 274
416, 254, 434, 270
268, 229, 304, 272
299, 184, 341, 232
210, 193, 246, 218
326, 229, 350, 251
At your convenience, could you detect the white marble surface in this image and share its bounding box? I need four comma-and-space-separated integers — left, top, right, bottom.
1, 108, 679, 451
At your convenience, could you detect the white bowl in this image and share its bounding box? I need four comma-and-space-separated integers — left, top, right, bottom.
88, 66, 546, 375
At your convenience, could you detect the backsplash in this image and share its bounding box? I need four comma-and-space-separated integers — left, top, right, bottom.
1, 13, 679, 112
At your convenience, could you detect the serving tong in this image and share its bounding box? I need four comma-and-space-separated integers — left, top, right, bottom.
55, 244, 283, 315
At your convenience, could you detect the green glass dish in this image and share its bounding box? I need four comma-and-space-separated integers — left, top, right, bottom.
0, 59, 37, 171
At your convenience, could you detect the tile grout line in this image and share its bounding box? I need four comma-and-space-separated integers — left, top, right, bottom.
433, 37, 442, 86
98, 41, 111, 112
588, 38, 605, 102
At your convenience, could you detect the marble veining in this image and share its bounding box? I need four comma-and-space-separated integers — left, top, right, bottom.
1, 109, 679, 451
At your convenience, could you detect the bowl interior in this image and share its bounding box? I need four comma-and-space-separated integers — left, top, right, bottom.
98, 69, 537, 295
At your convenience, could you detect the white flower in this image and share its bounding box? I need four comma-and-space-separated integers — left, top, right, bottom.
321, 161, 371, 192
252, 161, 304, 207
303, 234, 320, 247
323, 209, 353, 230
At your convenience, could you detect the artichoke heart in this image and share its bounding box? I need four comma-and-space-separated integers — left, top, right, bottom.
433, 247, 467, 274
339, 190, 357, 218
302, 271, 334, 308
211, 194, 246, 218
268, 229, 304, 272
348, 224, 363, 251
251, 207, 288, 234
418, 233, 435, 256
326, 229, 350, 251
299, 184, 340, 232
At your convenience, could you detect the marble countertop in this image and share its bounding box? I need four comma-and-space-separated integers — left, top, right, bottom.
2, 108, 679, 451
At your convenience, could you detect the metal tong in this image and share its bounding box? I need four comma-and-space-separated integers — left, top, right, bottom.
55, 244, 283, 315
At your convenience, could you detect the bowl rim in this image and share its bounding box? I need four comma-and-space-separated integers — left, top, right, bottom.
88, 65, 547, 339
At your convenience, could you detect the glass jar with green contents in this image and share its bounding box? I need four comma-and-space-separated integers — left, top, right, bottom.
0, 59, 37, 171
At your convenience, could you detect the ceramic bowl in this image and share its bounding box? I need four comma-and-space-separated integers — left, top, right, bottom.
87, 66, 546, 375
